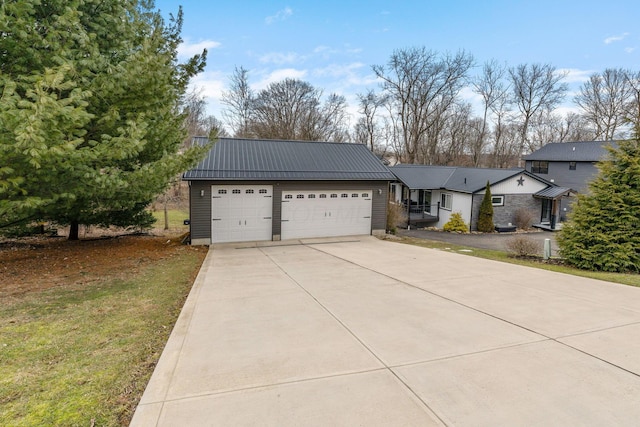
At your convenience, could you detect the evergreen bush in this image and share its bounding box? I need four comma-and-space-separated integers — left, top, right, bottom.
477, 181, 494, 232
557, 139, 640, 272
443, 212, 468, 232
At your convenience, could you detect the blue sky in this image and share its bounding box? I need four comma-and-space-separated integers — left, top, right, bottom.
155, 0, 640, 123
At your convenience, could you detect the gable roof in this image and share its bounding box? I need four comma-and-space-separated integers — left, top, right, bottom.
183, 137, 396, 181
522, 141, 617, 162
390, 165, 550, 193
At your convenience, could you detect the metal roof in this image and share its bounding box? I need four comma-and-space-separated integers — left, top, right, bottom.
523, 141, 617, 162
390, 165, 545, 193
389, 165, 456, 190
534, 186, 574, 199
183, 137, 396, 181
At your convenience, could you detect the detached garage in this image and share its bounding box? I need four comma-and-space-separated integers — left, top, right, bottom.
183, 137, 395, 245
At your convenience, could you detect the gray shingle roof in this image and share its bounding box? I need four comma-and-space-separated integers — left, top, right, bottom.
390, 165, 541, 193
183, 137, 396, 181
522, 141, 617, 161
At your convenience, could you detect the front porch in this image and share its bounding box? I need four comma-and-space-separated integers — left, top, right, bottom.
406, 202, 440, 228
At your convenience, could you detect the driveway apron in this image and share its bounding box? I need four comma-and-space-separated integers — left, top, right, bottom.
131, 237, 640, 426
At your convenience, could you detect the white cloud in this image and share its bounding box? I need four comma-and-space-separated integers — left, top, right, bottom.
625, 47, 636, 53
178, 39, 221, 59
265, 7, 293, 25
558, 68, 593, 84
604, 32, 629, 44
253, 68, 308, 90
259, 51, 302, 65
187, 71, 227, 118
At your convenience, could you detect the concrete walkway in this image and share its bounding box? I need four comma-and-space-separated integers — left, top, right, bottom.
131, 236, 640, 426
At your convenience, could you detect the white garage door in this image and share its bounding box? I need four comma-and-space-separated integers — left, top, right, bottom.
281, 190, 372, 240
211, 185, 273, 243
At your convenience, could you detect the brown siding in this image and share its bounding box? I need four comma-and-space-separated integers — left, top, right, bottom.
187, 180, 390, 242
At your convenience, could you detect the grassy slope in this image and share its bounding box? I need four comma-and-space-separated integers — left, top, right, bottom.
396, 236, 640, 287
0, 247, 205, 426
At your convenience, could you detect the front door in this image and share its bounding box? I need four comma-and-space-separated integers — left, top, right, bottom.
541, 199, 552, 223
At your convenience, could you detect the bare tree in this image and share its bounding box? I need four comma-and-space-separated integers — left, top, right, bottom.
181, 88, 227, 144
221, 66, 254, 137
354, 89, 386, 151
575, 68, 631, 140
624, 70, 640, 134
249, 78, 349, 142
472, 60, 510, 166
509, 63, 568, 153
373, 47, 474, 164
437, 102, 475, 165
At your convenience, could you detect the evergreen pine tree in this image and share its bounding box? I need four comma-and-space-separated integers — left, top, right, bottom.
557, 139, 640, 272
0, 1, 208, 239
477, 181, 495, 232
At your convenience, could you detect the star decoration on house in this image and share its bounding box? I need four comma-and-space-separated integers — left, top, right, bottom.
517, 176, 525, 186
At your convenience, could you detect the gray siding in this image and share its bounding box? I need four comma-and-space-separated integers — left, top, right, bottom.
188, 180, 389, 243
525, 160, 599, 193
470, 193, 541, 231
189, 181, 213, 241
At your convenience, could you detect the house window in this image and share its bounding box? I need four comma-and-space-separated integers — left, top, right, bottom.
491, 195, 505, 206
569, 161, 576, 170
532, 160, 549, 174
441, 193, 453, 210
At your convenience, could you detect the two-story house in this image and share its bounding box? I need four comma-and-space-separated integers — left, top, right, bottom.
522, 140, 616, 227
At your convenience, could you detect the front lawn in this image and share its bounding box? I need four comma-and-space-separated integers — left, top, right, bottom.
0, 236, 207, 426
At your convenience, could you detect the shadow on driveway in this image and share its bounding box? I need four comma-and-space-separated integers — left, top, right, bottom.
397, 228, 560, 257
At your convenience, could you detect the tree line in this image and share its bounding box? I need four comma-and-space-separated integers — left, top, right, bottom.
220, 47, 640, 166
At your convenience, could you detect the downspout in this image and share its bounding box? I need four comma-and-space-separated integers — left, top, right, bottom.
407, 187, 411, 230
469, 193, 474, 233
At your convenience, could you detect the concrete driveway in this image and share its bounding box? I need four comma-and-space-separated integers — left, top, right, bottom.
131, 236, 640, 426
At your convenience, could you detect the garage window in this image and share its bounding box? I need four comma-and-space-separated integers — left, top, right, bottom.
285, 194, 293, 199
232, 189, 241, 194
341, 193, 348, 198
331, 194, 337, 198
218, 189, 227, 194
362, 193, 369, 198
246, 189, 254, 194
319, 194, 327, 198
308, 194, 316, 198
352, 193, 358, 197
259, 189, 268, 194
297, 194, 304, 199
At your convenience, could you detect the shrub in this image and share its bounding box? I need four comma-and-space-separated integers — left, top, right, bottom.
443, 212, 468, 232
505, 236, 541, 257
513, 208, 535, 230
477, 181, 494, 232
386, 202, 406, 234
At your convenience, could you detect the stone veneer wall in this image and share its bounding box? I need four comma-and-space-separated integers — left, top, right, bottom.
470, 194, 540, 231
